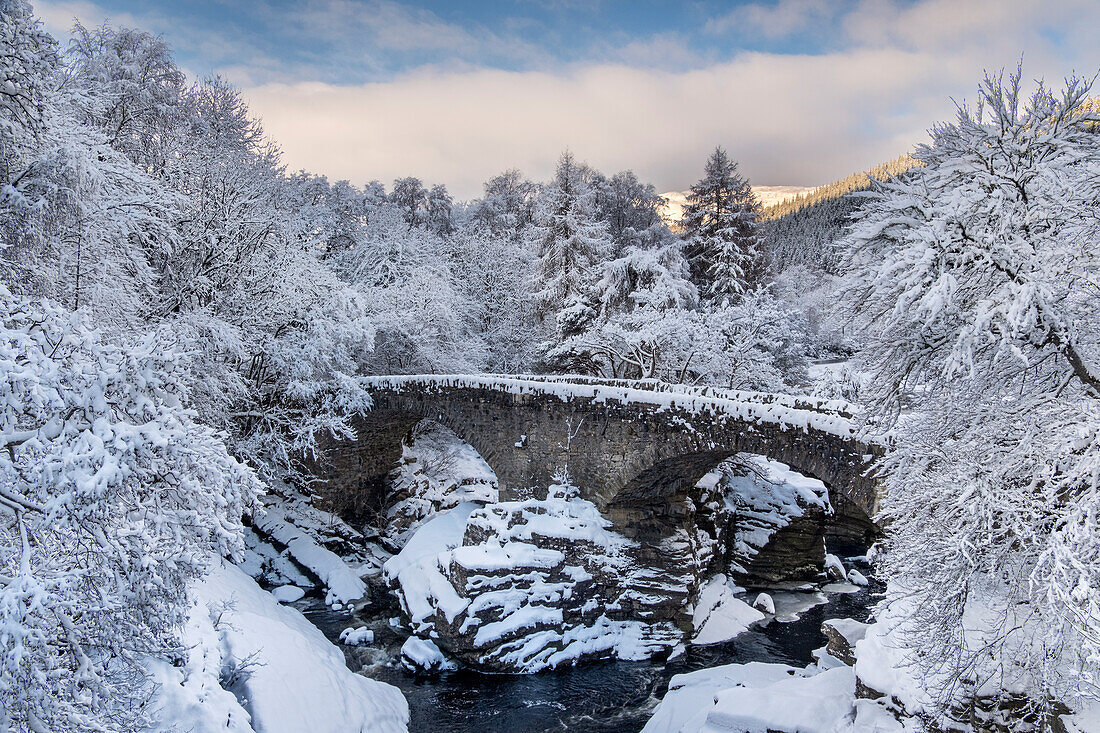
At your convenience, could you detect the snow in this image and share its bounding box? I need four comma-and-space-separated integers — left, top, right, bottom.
715, 455, 833, 578
824, 618, 869, 648
692, 575, 766, 645
271, 584, 305, 603
641, 662, 814, 733
752, 592, 775, 614
1063, 701, 1100, 733
853, 595, 934, 717
401, 636, 457, 673
384, 421, 499, 548
252, 502, 367, 606
154, 559, 408, 733
847, 569, 869, 586
384, 494, 682, 672
824, 553, 847, 581
644, 659, 916, 733
383, 502, 478, 630
360, 374, 861, 439
239, 527, 314, 588
340, 627, 375, 645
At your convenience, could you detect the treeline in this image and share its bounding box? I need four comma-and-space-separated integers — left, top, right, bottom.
761, 154, 919, 221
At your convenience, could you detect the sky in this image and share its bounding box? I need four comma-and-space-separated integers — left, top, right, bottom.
33, 0, 1100, 199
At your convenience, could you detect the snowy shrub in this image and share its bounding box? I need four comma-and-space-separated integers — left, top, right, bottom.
0, 289, 262, 731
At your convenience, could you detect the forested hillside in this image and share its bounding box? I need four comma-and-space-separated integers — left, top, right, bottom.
763, 155, 918, 274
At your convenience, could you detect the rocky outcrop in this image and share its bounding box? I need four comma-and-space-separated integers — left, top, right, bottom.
384, 492, 682, 673
700, 457, 833, 587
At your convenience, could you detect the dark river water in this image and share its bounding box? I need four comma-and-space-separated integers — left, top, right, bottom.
295, 564, 881, 733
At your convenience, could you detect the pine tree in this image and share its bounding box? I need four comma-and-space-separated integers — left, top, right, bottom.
681, 147, 766, 305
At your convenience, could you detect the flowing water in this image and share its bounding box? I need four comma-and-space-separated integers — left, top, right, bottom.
295, 564, 881, 733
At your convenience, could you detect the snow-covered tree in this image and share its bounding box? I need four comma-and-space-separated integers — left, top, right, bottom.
846, 68, 1100, 722
389, 176, 428, 227
65, 22, 186, 175
529, 151, 612, 364
592, 169, 668, 255
469, 169, 535, 237
426, 183, 454, 236
448, 222, 540, 372
0, 287, 261, 732
553, 241, 698, 378
682, 147, 767, 305
0, 0, 58, 260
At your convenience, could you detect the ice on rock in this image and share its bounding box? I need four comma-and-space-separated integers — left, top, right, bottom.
340, 627, 375, 645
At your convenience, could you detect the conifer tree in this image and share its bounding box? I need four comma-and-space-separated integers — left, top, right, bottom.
528, 151, 611, 356
682, 147, 766, 305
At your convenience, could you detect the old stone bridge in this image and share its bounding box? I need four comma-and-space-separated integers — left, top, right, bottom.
316, 375, 881, 544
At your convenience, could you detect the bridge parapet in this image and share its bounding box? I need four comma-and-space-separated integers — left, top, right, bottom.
358, 374, 861, 438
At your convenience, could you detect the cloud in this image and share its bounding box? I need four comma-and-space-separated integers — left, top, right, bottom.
33, 0, 1100, 200
709, 0, 836, 39
240, 48, 950, 199
34, 0, 142, 37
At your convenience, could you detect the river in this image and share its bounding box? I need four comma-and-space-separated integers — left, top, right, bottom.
294, 565, 880, 733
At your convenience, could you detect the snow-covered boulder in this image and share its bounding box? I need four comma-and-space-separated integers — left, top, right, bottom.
824, 553, 847, 581
822, 618, 869, 666
751, 592, 775, 615
340, 626, 375, 645
643, 659, 912, 733
401, 637, 457, 674
706, 457, 834, 585
382, 421, 499, 549
847, 568, 869, 586
692, 575, 765, 645
384, 496, 682, 672
271, 584, 305, 603
153, 560, 408, 733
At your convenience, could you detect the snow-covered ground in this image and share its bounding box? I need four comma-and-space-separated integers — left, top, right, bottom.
151, 560, 408, 733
